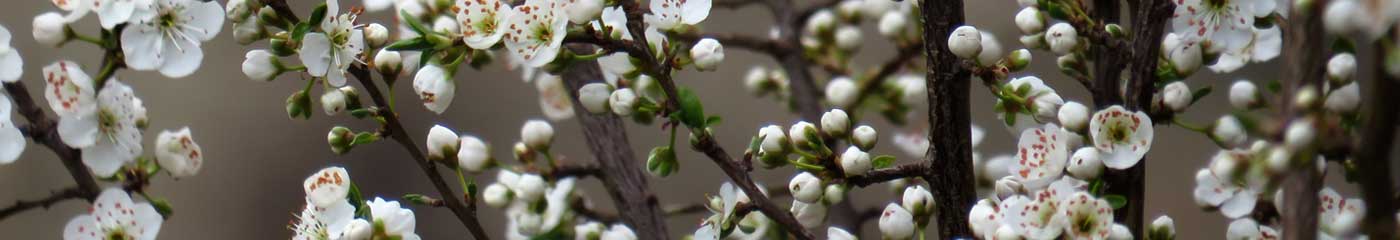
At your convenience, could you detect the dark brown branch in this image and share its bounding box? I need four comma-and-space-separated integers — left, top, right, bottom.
1088, 0, 1125, 107
842, 43, 923, 111
1351, 40, 1398, 239
559, 46, 671, 240
348, 67, 491, 240
572, 197, 622, 224
3, 81, 101, 201
0, 187, 87, 220
664, 203, 710, 216
767, 0, 826, 122
919, 0, 977, 238
672, 32, 793, 57
1277, 1, 1330, 239
614, 1, 817, 238
714, 0, 769, 10
546, 162, 603, 180
842, 162, 928, 188
1102, 0, 1173, 235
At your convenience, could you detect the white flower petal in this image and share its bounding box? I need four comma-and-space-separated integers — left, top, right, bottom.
97, 0, 137, 29
63, 215, 101, 240
299, 33, 333, 77
180, 0, 225, 41
1220, 189, 1258, 219
120, 23, 166, 71
0, 52, 21, 83
1250, 26, 1282, 62
157, 40, 204, 78
0, 119, 25, 164
680, 0, 711, 25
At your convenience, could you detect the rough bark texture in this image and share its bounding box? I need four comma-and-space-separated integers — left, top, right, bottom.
1110, 0, 1172, 235
1352, 42, 1397, 239
559, 49, 670, 240
1278, 0, 1329, 239
919, 0, 977, 238
1089, 0, 1124, 107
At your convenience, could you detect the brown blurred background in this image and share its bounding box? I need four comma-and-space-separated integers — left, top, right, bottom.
1, 0, 1397, 239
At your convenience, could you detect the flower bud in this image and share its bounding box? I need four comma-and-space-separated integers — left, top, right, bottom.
1150, 215, 1176, 239
242, 50, 281, 81
516, 212, 544, 235
878, 12, 908, 38
790, 200, 828, 228
1046, 23, 1079, 54
427, 124, 461, 162
902, 185, 934, 217
789, 121, 818, 149
513, 142, 534, 163
1325, 82, 1360, 113
232, 21, 268, 44
1284, 119, 1315, 150
840, 146, 872, 176
789, 172, 824, 203
806, 10, 837, 34
375, 50, 404, 75
1067, 147, 1103, 179
821, 109, 851, 137
823, 184, 847, 205
432, 16, 459, 35
994, 177, 1024, 200
1031, 93, 1064, 122
1229, 80, 1260, 110
860, 0, 894, 17
1165, 33, 1203, 76
996, 225, 1022, 240
1327, 53, 1356, 84
837, 0, 862, 18
759, 125, 790, 166
1211, 115, 1248, 148
342, 219, 373, 240
1161, 81, 1192, 112
226, 0, 255, 21
321, 87, 348, 116
949, 26, 983, 59
482, 183, 512, 208
828, 227, 857, 240
565, 0, 604, 24
521, 120, 555, 151
879, 203, 915, 240
852, 125, 877, 151
1266, 146, 1292, 172
897, 74, 926, 104
327, 126, 354, 154
1295, 86, 1320, 109
458, 136, 492, 172
575, 222, 606, 240
1014, 8, 1044, 34
1058, 101, 1090, 132
414, 64, 456, 114
976, 31, 1004, 66
1109, 224, 1132, 240
834, 25, 863, 51
609, 88, 639, 116
743, 66, 771, 95
1006, 49, 1033, 71
1105, 24, 1127, 38
32, 12, 69, 47
515, 174, 547, 202
578, 83, 613, 114
690, 38, 725, 71
1323, 0, 1364, 36
826, 77, 858, 107
647, 146, 678, 177
303, 167, 352, 208
1020, 33, 1046, 49
155, 127, 203, 178
364, 23, 390, 49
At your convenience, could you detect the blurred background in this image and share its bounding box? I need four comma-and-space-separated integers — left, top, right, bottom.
1, 0, 1397, 239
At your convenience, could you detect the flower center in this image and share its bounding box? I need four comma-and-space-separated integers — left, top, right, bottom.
1075, 213, 1096, 233
1204, 0, 1229, 9
104, 228, 133, 240
1108, 122, 1130, 144
98, 108, 119, 136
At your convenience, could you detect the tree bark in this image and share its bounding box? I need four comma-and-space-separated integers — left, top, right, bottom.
1278, 0, 1329, 239
918, 0, 977, 238
1089, 0, 1124, 107
1351, 41, 1397, 239
559, 47, 671, 240
1109, 0, 1172, 235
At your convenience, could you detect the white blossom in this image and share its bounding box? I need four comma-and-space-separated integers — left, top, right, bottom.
563, 0, 603, 24
828, 227, 857, 240
949, 26, 983, 59
852, 125, 877, 151
896, 74, 925, 105
1322, 82, 1359, 115
504, 0, 568, 67
1283, 119, 1315, 151
879, 203, 915, 240
1212, 115, 1247, 148
363, 23, 389, 49
1089, 106, 1153, 170
120, 0, 224, 78
1161, 81, 1192, 112
1151, 215, 1176, 238
63, 188, 163, 240
1015, 8, 1045, 34
32, 13, 69, 47
535, 74, 576, 120
644, 0, 711, 31
1067, 147, 1103, 179
575, 221, 605, 240
1046, 23, 1079, 54
759, 125, 788, 156
609, 88, 639, 116
902, 185, 934, 216
977, 31, 1004, 66
340, 219, 372, 240
1226, 218, 1279, 240
1327, 53, 1356, 83
1171, 0, 1276, 73
321, 87, 348, 116
426, 124, 460, 161
826, 76, 858, 107
483, 183, 513, 208
877, 12, 908, 38
374, 50, 403, 75
521, 119, 554, 151
969, 199, 1001, 239
1163, 33, 1203, 76
298, 2, 363, 86
821, 109, 851, 137
690, 38, 725, 71
0, 93, 21, 165
789, 172, 823, 203
1010, 125, 1072, 189
834, 25, 863, 51
366, 197, 421, 239
457, 0, 511, 49
578, 83, 612, 114
56, 78, 144, 177
303, 167, 352, 208
1229, 80, 1260, 109
242, 50, 281, 81
839, 146, 873, 177
1193, 155, 1258, 218
1058, 101, 1089, 132
154, 127, 202, 178
1059, 192, 1114, 240
1318, 187, 1366, 238
515, 173, 547, 202
790, 199, 827, 228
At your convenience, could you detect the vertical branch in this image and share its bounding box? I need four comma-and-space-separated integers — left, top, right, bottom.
918, 0, 976, 238
1106, 0, 1172, 235
1352, 41, 1399, 239
559, 46, 670, 240
771, 0, 825, 122
1089, 0, 1124, 107
1278, 0, 1329, 239
348, 67, 492, 240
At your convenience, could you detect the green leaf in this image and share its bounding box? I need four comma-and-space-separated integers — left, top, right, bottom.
790, 160, 826, 172
1331, 38, 1357, 54
400, 9, 431, 36
872, 155, 896, 169
147, 197, 174, 219
1266, 80, 1283, 93
1104, 194, 1128, 209
291, 22, 312, 41
286, 91, 311, 119
308, 3, 328, 27
676, 88, 707, 128
347, 183, 371, 219
747, 135, 763, 155
351, 132, 380, 145
385, 37, 435, 51
1190, 86, 1213, 105
706, 115, 723, 126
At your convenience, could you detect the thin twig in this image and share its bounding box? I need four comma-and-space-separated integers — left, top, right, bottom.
0, 187, 87, 220
842, 43, 924, 112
